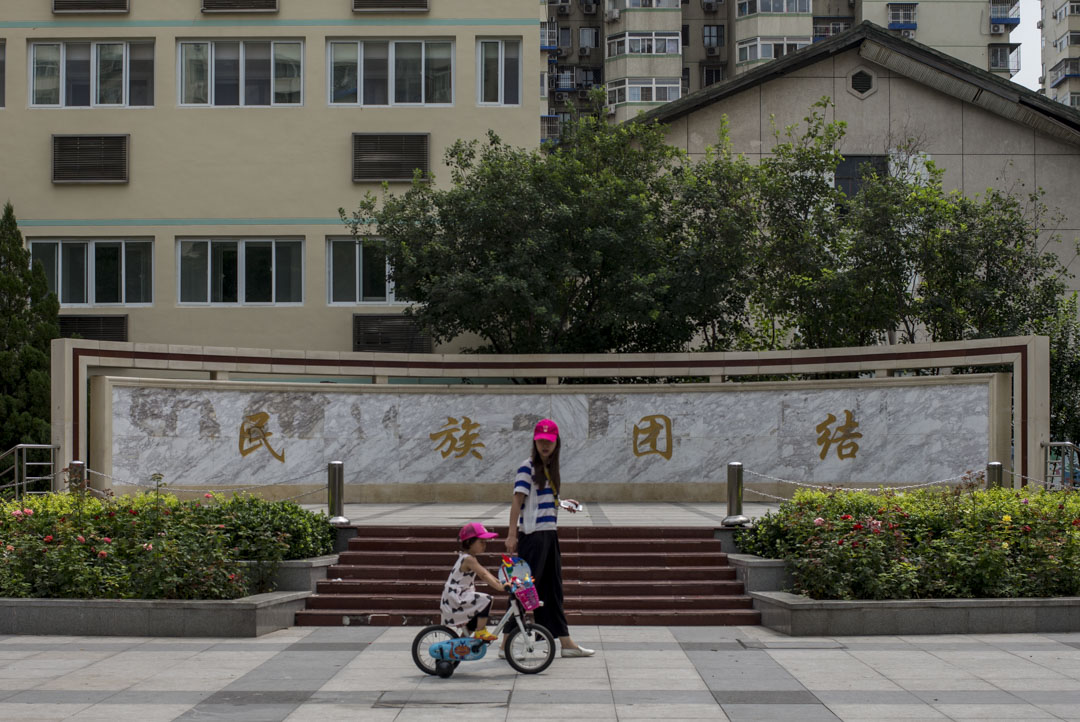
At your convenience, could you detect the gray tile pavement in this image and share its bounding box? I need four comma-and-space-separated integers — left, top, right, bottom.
4, 627, 1080, 721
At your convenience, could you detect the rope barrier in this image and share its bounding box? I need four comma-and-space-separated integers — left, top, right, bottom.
84, 466, 325, 494
742, 486, 790, 502
743, 468, 980, 493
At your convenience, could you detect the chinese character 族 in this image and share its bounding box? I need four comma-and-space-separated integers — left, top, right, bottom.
815, 409, 861, 461
430, 416, 486, 460
238, 412, 286, 463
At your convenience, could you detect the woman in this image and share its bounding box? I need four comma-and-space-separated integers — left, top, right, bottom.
504, 418, 594, 657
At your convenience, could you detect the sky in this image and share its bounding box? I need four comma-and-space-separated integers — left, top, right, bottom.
1013, 0, 1041, 91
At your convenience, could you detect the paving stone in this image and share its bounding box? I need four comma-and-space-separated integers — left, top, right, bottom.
721, 703, 841, 721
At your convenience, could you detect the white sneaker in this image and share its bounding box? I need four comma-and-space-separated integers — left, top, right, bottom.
560, 646, 595, 658
497, 648, 505, 659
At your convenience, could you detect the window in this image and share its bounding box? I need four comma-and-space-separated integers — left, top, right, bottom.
1069, 93, 1080, 108
606, 32, 681, 56
623, 0, 680, 6
0, 42, 5, 107
887, 3, 917, 24
737, 0, 756, 15
606, 77, 680, 104
328, 238, 391, 303
682, 25, 689, 46
1053, 2, 1080, 20
834, 155, 888, 196
558, 27, 572, 49
31, 41, 153, 107
755, 0, 810, 11
330, 40, 451, 105
737, 36, 809, 62
703, 66, 724, 86
30, 240, 152, 305
179, 40, 301, 106
989, 45, 1020, 73
178, 239, 302, 304
1055, 32, 1080, 51
541, 22, 558, 48
1050, 58, 1080, 86
813, 19, 853, 40
53, 135, 129, 183
703, 25, 722, 47
353, 133, 429, 182
478, 39, 520, 105
202, 0, 278, 10
580, 27, 600, 48
53, 0, 129, 12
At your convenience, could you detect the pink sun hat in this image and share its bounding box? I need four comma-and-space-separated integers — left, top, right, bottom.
459, 522, 498, 542
534, 418, 559, 443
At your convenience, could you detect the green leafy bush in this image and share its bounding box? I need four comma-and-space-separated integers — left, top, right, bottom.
735, 486, 1080, 600
0, 491, 334, 600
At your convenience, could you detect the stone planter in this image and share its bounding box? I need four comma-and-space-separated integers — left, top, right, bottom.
235, 554, 338, 593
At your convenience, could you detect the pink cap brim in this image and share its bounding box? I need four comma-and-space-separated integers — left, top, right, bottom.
534, 432, 558, 442
475, 531, 498, 539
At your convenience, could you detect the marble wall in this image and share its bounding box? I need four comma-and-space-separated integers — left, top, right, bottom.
105, 377, 999, 490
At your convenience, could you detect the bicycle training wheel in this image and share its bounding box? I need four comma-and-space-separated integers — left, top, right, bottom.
503, 622, 555, 674
411, 624, 457, 675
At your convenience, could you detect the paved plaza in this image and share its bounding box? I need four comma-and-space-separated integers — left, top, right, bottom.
4, 626, 1080, 721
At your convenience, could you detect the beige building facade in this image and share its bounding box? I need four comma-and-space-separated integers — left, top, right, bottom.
542, 0, 1021, 125
0, 0, 539, 353
1041, 0, 1080, 107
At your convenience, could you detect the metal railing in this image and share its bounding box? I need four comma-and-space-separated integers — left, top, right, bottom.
0, 444, 61, 500
1044, 442, 1080, 491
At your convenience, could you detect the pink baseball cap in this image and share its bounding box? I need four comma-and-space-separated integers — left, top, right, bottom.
459, 522, 498, 542
534, 418, 559, 443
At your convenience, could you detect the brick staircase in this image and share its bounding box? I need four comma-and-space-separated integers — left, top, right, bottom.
295, 526, 760, 627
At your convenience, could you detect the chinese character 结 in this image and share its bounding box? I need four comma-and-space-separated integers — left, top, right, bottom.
815, 409, 861, 461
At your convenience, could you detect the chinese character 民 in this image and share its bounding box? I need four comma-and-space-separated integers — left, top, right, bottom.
429, 416, 485, 460
239, 412, 285, 463
815, 409, 861, 461
633, 414, 673, 460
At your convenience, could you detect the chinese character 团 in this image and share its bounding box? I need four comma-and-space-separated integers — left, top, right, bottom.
815, 410, 861, 461
632, 414, 673, 460
239, 412, 285, 463
430, 416, 485, 460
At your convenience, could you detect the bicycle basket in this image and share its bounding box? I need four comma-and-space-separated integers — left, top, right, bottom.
514, 584, 541, 611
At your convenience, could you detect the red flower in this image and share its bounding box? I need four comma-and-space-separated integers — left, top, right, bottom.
76, 535, 85, 544
228, 574, 237, 581
43, 535, 53, 543
98, 550, 108, 558
872, 528, 882, 534
163, 509, 171, 515
103, 537, 111, 544
851, 541, 859, 548
1023, 525, 1032, 533
108, 511, 116, 517
1073, 519, 1080, 526
840, 514, 853, 521
853, 523, 864, 530
837, 539, 844, 545
129, 509, 138, 515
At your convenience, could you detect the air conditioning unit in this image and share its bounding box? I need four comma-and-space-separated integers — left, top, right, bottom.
990, 23, 1004, 34
900, 29, 915, 39
606, 105, 616, 116
1036, 19, 1044, 29
702, 0, 718, 11
1038, 75, 1045, 85
604, 8, 619, 21
557, 4, 570, 15
706, 46, 720, 57
579, 46, 592, 57
577, 89, 590, 99
582, 2, 597, 14
556, 47, 567, 56
555, 91, 569, 102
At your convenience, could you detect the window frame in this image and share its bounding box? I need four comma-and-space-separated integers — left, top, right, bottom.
176, 237, 305, 306
30, 40, 154, 108
476, 38, 522, 106
606, 76, 680, 105
29, 238, 154, 307
328, 39, 454, 107
0, 40, 5, 108
737, 36, 809, 63
177, 39, 304, 107
606, 31, 682, 57
887, 3, 918, 24
326, 237, 396, 305
703, 25, 722, 48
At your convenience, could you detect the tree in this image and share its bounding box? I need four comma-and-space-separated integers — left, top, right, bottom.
341, 114, 757, 354
0, 202, 60, 454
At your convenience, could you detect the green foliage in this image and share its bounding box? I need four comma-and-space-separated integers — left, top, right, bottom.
0, 491, 334, 599
735, 486, 1080, 600
0, 202, 60, 459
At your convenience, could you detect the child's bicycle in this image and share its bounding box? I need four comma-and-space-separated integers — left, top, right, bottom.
411, 556, 555, 677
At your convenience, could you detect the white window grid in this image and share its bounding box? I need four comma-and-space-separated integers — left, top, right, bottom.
327, 39, 454, 107
30, 41, 152, 108
1, 41, 5, 108
477, 38, 522, 106
29, 239, 154, 307
756, 0, 811, 12
622, 0, 681, 7
606, 31, 681, 57
326, 237, 395, 305
737, 0, 757, 16
177, 238, 304, 306
178, 40, 304, 107
606, 76, 680, 104
887, 3, 918, 23
738, 36, 809, 62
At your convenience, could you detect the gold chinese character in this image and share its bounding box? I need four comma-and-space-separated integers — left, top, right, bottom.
239, 412, 285, 463
429, 416, 485, 460
633, 414, 673, 460
815, 410, 862, 461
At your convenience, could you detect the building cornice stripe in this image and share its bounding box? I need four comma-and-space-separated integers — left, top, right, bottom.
19, 218, 344, 227
0, 18, 536, 29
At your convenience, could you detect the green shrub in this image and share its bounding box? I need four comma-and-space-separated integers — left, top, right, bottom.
0, 491, 334, 600
735, 486, 1080, 600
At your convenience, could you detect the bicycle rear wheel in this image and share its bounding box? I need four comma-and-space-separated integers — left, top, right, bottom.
411, 625, 457, 675
503, 622, 555, 674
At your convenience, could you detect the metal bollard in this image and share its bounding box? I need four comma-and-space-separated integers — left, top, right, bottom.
69, 460, 86, 493
722, 462, 751, 527
987, 462, 1003, 489
327, 461, 350, 526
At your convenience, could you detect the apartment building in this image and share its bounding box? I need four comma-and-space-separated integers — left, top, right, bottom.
1041, 0, 1080, 107
0, 0, 538, 353
541, 0, 1021, 124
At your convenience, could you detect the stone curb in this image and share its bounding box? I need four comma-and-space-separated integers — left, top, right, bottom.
751, 590, 1080, 636
0, 591, 311, 637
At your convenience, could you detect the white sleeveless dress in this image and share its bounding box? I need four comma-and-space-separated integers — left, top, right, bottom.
440, 552, 492, 627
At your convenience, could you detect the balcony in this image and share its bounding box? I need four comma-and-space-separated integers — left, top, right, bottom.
1050, 58, 1080, 88
813, 18, 853, 42
886, 4, 918, 30
540, 24, 558, 51
988, 43, 1020, 76
988, 2, 1020, 27
541, 115, 561, 144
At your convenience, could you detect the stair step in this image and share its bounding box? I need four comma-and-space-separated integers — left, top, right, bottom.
316, 579, 747, 596
326, 565, 737, 582
335, 551, 731, 567
348, 526, 718, 540
348, 538, 725, 554
304, 592, 754, 612
295, 608, 762, 627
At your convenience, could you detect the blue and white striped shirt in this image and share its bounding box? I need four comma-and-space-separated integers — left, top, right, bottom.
514, 458, 558, 534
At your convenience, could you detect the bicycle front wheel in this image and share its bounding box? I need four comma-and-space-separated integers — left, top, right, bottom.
503, 622, 555, 674
411, 624, 458, 675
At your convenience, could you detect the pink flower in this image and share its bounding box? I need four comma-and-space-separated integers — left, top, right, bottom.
77, 536, 86, 544
813, 517, 825, 526
43, 535, 53, 543
98, 550, 108, 558
1021, 498, 1029, 505
217, 524, 225, 529
23, 509, 33, 516
5, 545, 14, 552
103, 537, 111, 544
11, 510, 22, 518
143, 543, 153, 551
204, 493, 213, 499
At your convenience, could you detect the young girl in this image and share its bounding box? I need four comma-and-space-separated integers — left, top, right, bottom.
440, 522, 508, 642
